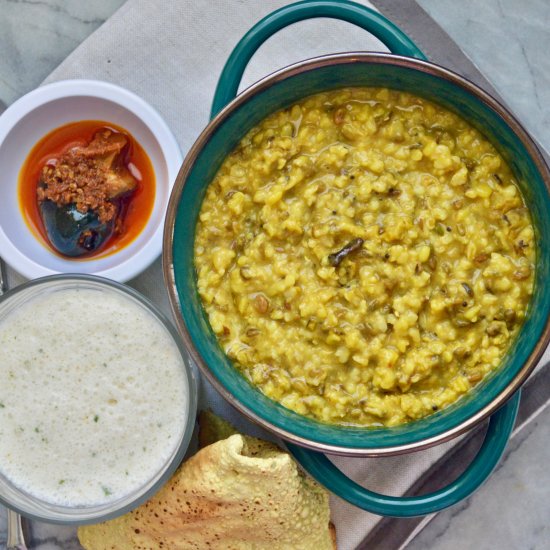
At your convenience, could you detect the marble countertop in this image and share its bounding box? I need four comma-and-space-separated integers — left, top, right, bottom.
0, 1, 549, 549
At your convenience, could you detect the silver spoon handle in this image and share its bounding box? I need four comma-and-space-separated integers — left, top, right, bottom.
6, 508, 27, 550
0, 256, 7, 295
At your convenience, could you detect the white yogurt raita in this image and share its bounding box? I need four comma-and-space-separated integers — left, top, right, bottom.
0, 286, 189, 506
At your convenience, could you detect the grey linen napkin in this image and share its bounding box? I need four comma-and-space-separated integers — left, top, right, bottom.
3, 1, 549, 549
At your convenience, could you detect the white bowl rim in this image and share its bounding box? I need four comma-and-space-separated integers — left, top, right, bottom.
0, 79, 182, 282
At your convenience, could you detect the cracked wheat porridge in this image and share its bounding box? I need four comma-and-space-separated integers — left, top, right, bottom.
195, 87, 534, 427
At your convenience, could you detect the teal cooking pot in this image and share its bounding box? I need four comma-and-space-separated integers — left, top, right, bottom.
163, 0, 550, 516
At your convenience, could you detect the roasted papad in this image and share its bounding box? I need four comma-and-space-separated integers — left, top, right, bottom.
78, 411, 336, 549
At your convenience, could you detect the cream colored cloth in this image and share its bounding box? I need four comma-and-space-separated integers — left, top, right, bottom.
4, 1, 548, 548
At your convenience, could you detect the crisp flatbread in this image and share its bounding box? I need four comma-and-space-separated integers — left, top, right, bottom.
78, 412, 336, 550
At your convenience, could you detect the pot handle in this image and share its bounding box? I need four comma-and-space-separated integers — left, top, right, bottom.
211, 0, 427, 117
287, 392, 520, 517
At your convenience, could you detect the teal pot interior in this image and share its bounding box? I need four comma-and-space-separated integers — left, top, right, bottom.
168, 55, 550, 454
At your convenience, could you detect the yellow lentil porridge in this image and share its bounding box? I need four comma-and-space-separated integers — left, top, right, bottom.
195, 87, 534, 427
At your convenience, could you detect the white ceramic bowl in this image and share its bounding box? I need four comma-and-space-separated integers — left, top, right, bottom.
0, 79, 182, 282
